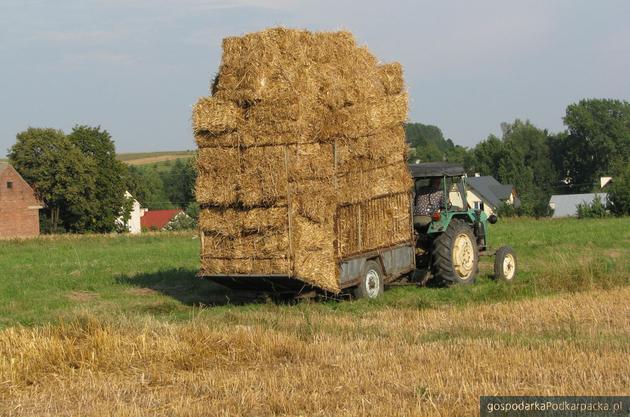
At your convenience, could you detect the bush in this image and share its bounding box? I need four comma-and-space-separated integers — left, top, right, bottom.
577, 195, 609, 218
164, 213, 197, 231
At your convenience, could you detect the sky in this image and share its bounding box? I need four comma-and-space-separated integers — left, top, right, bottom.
1, 0, 629, 156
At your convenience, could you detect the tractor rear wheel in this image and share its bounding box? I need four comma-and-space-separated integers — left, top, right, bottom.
432, 219, 479, 285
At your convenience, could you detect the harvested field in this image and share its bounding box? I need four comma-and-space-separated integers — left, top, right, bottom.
0, 288, 627, 416
194, 28, 412, 292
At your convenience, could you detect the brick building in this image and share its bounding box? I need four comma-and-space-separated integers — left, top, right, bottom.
0, 162, 43, 238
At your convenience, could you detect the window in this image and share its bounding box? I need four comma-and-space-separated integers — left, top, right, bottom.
473, 201, 484, 211
6, 181, 13, 189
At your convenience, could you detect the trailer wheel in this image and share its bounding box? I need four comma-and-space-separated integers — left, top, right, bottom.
354, 260, 384, 299
494, 246, 517, 282
432, 219, 478, 285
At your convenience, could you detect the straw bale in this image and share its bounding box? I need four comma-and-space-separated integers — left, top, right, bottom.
239, 146, 288, 207
321, 93, 408, 139
377, 63, 404, 95
196, 147, 240, 206
202, 231, 288, 259
292, 179, 336, 224
199, 207, 287, 237
195, 131, 240, 148
337, 163, 413, 205
336, 126, 408, 174
337, 193, 411, 257
200, 256, 290, 276
292, 215, 338, 292
287, 143, 334, 181
192, 97, 242, 135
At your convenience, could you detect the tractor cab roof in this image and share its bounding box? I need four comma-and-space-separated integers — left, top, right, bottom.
408, 162, 466, 179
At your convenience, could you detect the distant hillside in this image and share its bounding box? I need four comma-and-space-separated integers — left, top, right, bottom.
117, 151, 195, 165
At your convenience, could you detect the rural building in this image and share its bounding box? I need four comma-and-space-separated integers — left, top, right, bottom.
450, 175, 519, 216
140, 209, 187, 231
0, 162, 43, 238
549, 193, 608, 218
116, 191, 147, 234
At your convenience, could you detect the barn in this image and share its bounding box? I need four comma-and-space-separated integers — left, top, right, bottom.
0, 162, 43, 238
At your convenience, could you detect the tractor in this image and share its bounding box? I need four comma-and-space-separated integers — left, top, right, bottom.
409, 162, 517, 286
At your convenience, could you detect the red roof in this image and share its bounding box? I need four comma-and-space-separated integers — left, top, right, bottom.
141, 209, 183, 230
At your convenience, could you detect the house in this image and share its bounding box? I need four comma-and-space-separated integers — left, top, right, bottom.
449, 175, 519, 216
141, 209, 186, 231
116, 191, 147, 234
549, 193, 608, 218
549, 176, 612, 218
0, 162, 43, 238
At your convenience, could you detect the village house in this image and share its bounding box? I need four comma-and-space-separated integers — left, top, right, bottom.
116, 191, 147, 234
140, 209, 188, 231
0, 162, 43, 238
449, 175, 519, 216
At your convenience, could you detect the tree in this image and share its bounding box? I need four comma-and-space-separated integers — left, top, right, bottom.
466, 120, 557, 217
562, 99, 630, 191
8, 128, 95, 232
607, 163, 630, 216
161, 157, 197, 209
405, 122, 466, 163
67, 125, 128, 232
125, 166, 174, 210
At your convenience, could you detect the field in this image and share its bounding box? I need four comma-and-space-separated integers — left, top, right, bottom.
0, 218, 629, 416
117, 151, 195, 166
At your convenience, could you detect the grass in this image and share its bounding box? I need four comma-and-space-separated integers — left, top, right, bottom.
0, 217, 628, 416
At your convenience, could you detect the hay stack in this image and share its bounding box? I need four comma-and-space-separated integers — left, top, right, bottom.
194, 28, 413, 293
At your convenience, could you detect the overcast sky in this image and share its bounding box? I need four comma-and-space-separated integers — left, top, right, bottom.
1, 0, 629, 155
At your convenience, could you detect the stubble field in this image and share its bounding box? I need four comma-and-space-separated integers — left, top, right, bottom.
0, 218, 628, 416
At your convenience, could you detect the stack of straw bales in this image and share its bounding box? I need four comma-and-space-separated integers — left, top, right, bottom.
194, 28, 413, 293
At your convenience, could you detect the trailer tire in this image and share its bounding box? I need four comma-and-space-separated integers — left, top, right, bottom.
432, 219, 478, 285
354, 260, 384, 299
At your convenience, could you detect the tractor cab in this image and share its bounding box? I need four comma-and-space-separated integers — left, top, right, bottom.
407, 163, 512, 286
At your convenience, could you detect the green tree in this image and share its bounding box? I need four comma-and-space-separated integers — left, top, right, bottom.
562, 99, 630, 191
405, 122, 466, 163
607, 163, 630, 215
126, 166, 173, 210
161, 157, 197, 209
67, 125, 128, 232
467, 120, 557, 216
8, 128, 95, 232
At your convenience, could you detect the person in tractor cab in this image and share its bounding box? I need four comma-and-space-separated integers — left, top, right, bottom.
414, 177, 444, 230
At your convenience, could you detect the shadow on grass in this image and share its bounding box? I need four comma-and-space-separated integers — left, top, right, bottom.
116, 268, 271, 307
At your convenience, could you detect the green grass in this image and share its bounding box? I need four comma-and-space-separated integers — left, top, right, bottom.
0, 217, 629, 328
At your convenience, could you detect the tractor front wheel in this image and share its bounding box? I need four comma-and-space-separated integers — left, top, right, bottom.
494, 246, 517, 282
432, 219, 479, 285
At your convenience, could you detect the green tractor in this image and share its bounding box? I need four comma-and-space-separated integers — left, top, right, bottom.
409, 162, 517, 286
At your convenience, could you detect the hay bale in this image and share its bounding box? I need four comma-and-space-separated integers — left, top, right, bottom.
199, 207, 287, 237
337, 163, 413, 205
337, 192, 411, 257
196, 147, 240, 206
192, 97, 242, 135
194, 28, 413, 293
377, 63, 404, 95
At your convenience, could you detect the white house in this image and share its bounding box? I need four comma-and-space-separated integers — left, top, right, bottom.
449, 175, 519, 216
116, 191, 147, 234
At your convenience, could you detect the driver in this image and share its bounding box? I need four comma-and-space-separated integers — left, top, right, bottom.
414, 177, 444, 228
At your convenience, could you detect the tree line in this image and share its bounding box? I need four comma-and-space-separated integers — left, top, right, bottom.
407, 98, 630, 216
8, 98, 630, 233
